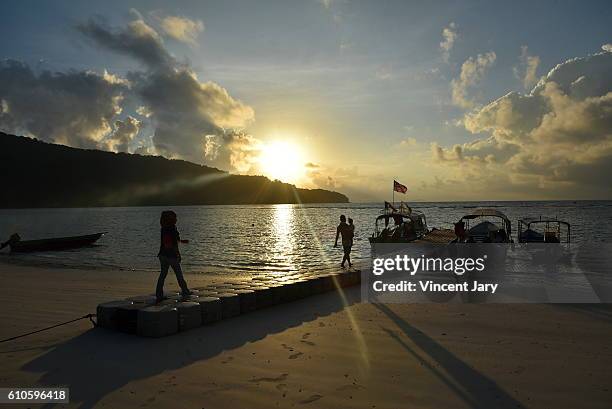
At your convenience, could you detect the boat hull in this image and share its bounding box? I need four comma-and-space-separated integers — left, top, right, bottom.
9, 233, 106, 253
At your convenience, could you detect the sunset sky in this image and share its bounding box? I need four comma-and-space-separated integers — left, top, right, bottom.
1, 0, 611, 201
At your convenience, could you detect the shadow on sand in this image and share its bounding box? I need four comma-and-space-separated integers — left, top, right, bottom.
555, 303, 612, 323
22, 288, 361, 409
374, 303, 526, 409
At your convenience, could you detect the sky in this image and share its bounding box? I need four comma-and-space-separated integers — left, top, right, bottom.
0, 0, 611, 202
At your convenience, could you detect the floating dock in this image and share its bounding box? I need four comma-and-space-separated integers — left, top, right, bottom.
96, 269, 361, 337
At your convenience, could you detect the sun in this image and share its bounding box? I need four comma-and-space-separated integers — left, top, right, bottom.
259, 140, 305, 184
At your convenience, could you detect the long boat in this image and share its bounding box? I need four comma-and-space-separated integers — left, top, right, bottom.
6, 232, 107, 253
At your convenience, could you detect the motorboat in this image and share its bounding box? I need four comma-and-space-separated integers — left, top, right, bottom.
455, 208, 513, 243
518, 217, 570, 243
1, 232, 106, 253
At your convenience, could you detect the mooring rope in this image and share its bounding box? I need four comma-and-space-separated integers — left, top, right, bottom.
0, 313, 96, 343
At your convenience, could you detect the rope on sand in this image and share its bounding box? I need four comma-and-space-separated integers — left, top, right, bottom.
0, 313, 97, 343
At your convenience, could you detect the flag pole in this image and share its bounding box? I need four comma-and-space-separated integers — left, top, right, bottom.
392, 180, 395, 208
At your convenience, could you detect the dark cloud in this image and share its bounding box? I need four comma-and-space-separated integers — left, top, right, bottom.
80, 14, 256, 167
77, 17, 173, 69
0, 59, 127, 148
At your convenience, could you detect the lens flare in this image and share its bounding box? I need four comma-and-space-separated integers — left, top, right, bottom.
259, 140, 305, 184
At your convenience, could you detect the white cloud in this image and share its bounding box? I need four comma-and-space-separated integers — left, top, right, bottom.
105, 116, 141, 152
451, 52, 496, 109
159, 16, 204, 45
435, 50, 612, 197
602, 43, 612, 53
513, 45, 540, 90
439, 22, 457, 63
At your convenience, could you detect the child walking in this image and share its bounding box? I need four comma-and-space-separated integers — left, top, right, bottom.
156, 210, 191, 303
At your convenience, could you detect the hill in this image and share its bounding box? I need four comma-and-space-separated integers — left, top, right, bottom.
0, 133, 349, 208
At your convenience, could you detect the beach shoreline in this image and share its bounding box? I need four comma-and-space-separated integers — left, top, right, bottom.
1, 261, 611, 408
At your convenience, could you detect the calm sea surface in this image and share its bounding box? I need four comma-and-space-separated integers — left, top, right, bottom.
1, 201, 611, 275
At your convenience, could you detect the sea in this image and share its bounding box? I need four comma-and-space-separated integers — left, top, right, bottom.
1, 201, 611, 276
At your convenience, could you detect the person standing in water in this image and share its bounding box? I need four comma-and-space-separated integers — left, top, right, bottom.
348, 218, 355, 246
156, 210, 191, 303
334, 214, 352, 268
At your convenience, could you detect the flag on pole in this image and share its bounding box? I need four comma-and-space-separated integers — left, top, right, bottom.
393, 180, 407, 194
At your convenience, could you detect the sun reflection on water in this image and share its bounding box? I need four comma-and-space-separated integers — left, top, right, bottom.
270, 204, 298, 277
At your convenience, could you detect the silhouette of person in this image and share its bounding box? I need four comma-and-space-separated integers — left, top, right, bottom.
348, 218, 355, 246
156, 210, 191, 303
454, 221, 466, 242
334, 215, 352, 268
0, 233, 20, 250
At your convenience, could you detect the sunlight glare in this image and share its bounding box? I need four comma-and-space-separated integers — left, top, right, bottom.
259, 140, 305, 184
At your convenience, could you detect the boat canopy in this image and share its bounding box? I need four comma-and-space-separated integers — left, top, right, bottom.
519, 217, 571, 227
460, 208, 511, 224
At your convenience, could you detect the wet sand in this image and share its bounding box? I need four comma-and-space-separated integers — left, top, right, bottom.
1, 261, 611, 408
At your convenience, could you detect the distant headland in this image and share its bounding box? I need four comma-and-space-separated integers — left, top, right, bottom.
0, 133, 349, 208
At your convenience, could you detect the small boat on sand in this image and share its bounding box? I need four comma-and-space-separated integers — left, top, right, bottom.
1, 232, 106, 253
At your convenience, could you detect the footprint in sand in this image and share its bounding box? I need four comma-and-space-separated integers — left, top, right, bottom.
300, 394, 323, 404
276, 383, 287, 392
302, 332, 311, 339
281, 343, 295, 352
300, 340, 315, 346
250, 373, 289, 383
335, 384, 365, 392
289, 352, 303, 359
221, 356, 234, 364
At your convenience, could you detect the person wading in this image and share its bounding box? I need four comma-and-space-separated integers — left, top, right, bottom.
334, 214, 353, 268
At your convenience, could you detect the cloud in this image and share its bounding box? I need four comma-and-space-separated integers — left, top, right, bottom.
79, 13, 256, 168
451, 52, 496, 109
399, 137, 417, 147
434, 50, 612, 197
159, 16, 204, 45
439, 22, 457, 63
203, 130, 261, 173
602, 44, 612, 53
0, 59, 127, 149
513, 46, 540, 90
375, 64, 393, 80
130, 68, 255, 164
105, 115, 141, 152
77, 16, 173, 68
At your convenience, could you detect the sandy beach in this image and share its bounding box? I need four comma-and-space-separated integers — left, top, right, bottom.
0, 261, 611, 409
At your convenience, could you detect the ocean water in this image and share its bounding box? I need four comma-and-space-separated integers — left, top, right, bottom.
0, 201, 611, 275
